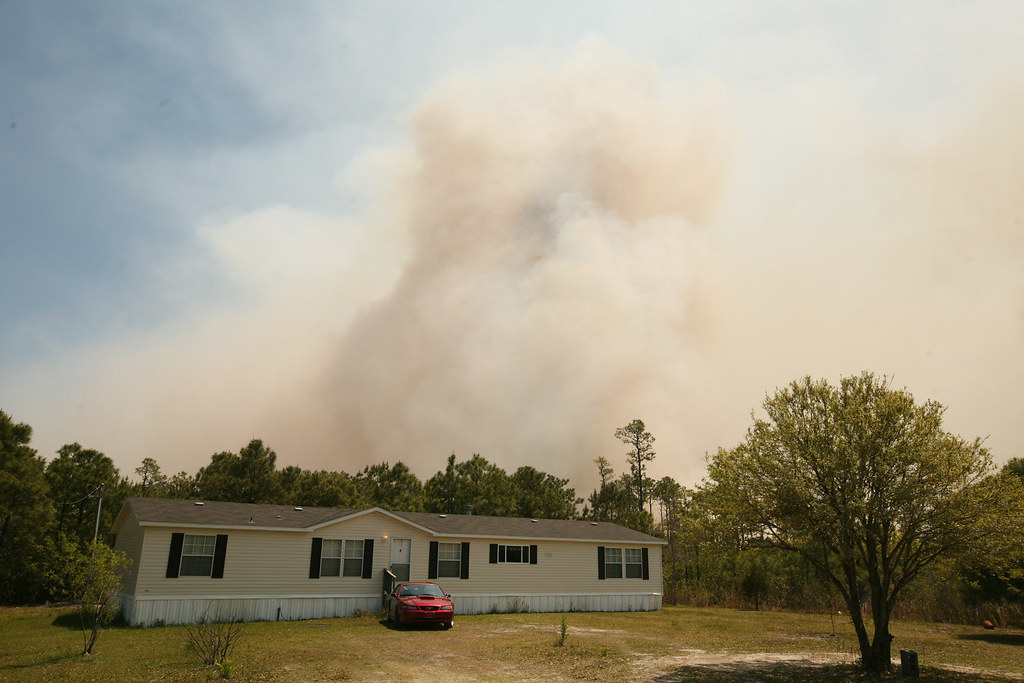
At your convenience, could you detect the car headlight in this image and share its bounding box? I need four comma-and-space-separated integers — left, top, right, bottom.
440, 605, 453, 611
399, 604, 419, 610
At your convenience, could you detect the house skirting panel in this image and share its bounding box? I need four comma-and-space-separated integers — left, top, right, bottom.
118, 591, 662, 627
451, 592, 662, 615
118, 593, 384, 627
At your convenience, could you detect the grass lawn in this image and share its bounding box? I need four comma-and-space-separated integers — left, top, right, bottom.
0, 605, 1021, 682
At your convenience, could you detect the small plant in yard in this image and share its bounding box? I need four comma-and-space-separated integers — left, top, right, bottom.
184, 617, 246, 668
556, 614, 569, 646
212, 658, 237, 679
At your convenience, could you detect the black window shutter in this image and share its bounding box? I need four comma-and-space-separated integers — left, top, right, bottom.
362, 539, 374, 579
309, 537, 323, 579
597, 546, 606, 580
498, 545, 506, 562
211, 534, 228, 579
489, 543, 498, 564
166, 532, 184, 578
460, 542, 470, 579
428, 541, 439, 579
530, 545, 538, 565
642, 547, 650, 580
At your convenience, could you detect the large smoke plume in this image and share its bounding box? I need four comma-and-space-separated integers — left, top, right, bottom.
321, 46, 731, 486
10, 42, 1024, 491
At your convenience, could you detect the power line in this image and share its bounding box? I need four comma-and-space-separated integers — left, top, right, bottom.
53, 484, 105, 508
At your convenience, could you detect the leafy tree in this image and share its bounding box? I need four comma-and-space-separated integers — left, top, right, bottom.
53, 540, 131, 655
1003, 456, 1024, 480
279, 466, 365, 508
652, 476, 689, 603
956, 463, 1024, 609
594, 456, 613, 488
45, 443, 119, 549
424, 454, 460, 514
134, 457, 167, 496
583, 473, 654, 533
424, 453, 515, 516
101, 474, 136, 541
0, 410, 54, 604
163, 470, 199, 499
707, 373, 1024, 673
614, 419, 656, 511
355, 461, 425, 511
196, 439, 282, 503
741, 559, 769, 611
509, 466, 581, 519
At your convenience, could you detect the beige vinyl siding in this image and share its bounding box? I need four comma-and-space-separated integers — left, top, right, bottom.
113, 512, 145, 593
134, 511, 436, 598
132, 510, 661, 600
448, 540, 662, 597
124, 508, 662, 623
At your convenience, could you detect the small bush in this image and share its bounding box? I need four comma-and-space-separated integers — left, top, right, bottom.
184, 618, 245, 667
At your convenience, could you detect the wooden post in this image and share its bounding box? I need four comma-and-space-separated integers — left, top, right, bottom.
900, 649, 919, 677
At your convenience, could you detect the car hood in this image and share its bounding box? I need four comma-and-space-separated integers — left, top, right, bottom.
399, 596, 453, 607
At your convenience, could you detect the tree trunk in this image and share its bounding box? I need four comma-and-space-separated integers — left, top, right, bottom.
0, 513, 10, 561
865, 607, 894, 673
841, 563, 874, 670
844, 593, 872, 667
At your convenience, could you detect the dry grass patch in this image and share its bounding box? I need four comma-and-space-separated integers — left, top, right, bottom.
1, 605, 1022, 681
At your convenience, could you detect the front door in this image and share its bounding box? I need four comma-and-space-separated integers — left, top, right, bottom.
390, 538, 411, 582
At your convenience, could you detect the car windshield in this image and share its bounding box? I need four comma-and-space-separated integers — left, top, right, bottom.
400, 584, 444, 598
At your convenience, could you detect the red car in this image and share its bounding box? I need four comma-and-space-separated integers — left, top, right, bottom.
387, 581, 455, 628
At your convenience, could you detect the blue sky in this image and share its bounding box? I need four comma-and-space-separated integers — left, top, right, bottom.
2, 1, 1023, 488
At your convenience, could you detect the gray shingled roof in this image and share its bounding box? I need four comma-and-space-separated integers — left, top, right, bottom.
121, 497, 664, 544
125, 497, 357, 529
391, 510, 663, 543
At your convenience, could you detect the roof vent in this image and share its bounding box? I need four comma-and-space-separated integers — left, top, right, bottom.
276, 515, 281, 519
590, 522, 598, 526
439, 514, 447, 518
294, 507, 303, 511
531, 519, 539, 523
248, 517, 254, 524
193, 501, 204, 506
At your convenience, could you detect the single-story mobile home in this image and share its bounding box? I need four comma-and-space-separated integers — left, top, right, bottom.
112, 497, 664, 626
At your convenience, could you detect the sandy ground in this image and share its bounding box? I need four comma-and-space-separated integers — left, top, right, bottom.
636, 649, 1024, 681
483, 623, 1024, 681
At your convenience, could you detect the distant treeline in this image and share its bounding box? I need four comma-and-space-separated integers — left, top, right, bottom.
2, 407, 1022, 628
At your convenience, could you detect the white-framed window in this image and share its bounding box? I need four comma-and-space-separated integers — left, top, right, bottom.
180, 534, 216, 577
437, 542, 462, 578
498, 544, 530, 563
321, 540, 343, 577
604, 547, 623, 579
343, 539, 364, 576
625, 548, 644, 578
321, 540, 364, 577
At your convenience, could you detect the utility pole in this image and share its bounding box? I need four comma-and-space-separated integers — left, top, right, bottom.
92, 483, 105, 546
